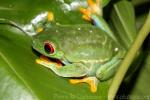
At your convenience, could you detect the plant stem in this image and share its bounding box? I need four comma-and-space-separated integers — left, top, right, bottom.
108, 11, 150, 100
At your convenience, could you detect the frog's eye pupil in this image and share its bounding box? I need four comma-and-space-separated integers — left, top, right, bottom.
44, 42, 54, 54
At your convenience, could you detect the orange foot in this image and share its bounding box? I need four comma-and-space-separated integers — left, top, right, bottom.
69, 77, 99, 93
80, 0, 102, 22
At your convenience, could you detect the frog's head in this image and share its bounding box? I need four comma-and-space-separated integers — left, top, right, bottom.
32, 34, 65, 61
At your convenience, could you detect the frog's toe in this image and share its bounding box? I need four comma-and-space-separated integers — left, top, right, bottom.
69, 77, 99, 93
36, 27, 44, 33
47, 11, 54, 22
80, 7, 92, 21
88, 0, 102, 15
80, 0, 102, 21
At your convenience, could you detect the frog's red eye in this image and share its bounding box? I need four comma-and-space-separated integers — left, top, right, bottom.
44, 42, 55, 54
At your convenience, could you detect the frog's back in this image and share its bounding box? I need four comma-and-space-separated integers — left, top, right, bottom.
37, 25, 120, 62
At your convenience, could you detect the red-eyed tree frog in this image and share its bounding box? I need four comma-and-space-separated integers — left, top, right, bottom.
32, 0, 126, 93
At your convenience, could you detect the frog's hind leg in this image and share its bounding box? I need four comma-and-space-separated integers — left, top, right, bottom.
69, 77, 99, 93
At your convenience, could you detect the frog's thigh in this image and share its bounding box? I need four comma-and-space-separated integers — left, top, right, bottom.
69, 77, 99, 93
96, 59, 122, 81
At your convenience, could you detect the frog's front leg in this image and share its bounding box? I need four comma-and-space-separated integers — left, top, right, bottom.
36, 56, 88, 77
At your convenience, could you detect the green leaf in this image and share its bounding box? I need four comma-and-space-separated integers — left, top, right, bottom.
110, 0, 137, 49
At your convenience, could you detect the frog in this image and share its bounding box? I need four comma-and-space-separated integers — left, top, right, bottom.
32, 0, 126, 93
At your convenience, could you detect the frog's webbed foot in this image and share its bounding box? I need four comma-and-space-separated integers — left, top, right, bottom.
80, 0, 102, 22
36, 11, 54, 33
36, 55, 62, 69
69, 77, 99, 93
